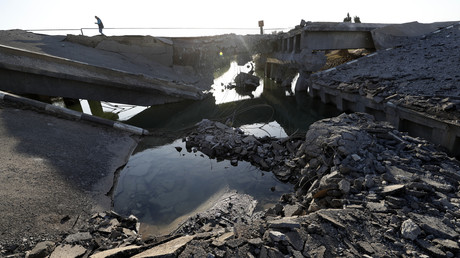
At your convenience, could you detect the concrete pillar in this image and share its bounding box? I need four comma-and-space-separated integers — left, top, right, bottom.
288, 37, 294, 52
384, 102, 400, 129
335, 96, 344, 111
433, 127, 448, 146
265, 62, 271, 78
295, 72, 311, 92
295, 34, 301, 53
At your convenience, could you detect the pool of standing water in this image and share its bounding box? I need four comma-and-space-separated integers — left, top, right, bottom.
109, 61, 340, 236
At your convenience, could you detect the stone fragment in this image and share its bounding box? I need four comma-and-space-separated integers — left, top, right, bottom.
122, 228, 136, 237
401, 219, 421, 240
364, 175, 374, 188
27, 241, 55, 258
385, 196, 406, 207
432, 238, 460, 250
351, 154, 361, 161
411, 214, 459, 239
304, 245, 326, 258
132, 235, 194, 257
416, 239, 447, 257
318, 171, 341, 190
212, 232, 234, 247
98, 218, 120, 234
381, 184, 405, 195
266, 203, 284, 216
366, 201, 388, 212
90, 245, 143, 258
283, 204, 305, 217
268, 217, 302, 230
242, 135, 257, 144
317, 210, 346, 229
421, 178, 454, 193
269, 231, 287, 242
286, 231, 304, 251
357, 241, 375, 255
65, 232, 92, 243
247, 238, 263, 246
226, 238, 246, 248
261, 246, 286, 258
50, 244, 87, 258
338, 179, 351, 193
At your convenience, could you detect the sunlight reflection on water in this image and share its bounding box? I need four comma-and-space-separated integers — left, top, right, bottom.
111, 60, 340, 236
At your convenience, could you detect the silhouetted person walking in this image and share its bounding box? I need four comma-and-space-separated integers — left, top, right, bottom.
95, 16, 104, 35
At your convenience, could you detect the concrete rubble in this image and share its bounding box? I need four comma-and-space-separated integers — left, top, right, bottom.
311, 22, 460, 124
6, 113, 460, 257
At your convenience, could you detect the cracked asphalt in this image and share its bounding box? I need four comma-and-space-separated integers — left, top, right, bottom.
0, 102, 139, 246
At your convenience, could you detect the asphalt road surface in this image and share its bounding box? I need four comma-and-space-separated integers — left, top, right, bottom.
0, 101, 139, 246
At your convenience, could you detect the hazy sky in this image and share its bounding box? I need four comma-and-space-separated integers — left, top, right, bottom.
1, 0, 459, 34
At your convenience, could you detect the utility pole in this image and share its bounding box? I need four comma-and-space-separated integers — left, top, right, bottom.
258, 20, 264, 35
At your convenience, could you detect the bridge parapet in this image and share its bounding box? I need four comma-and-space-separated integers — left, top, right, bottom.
277, 22, 389, 55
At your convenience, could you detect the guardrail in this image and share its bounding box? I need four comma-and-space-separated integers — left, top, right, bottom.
26, 27, 289, 36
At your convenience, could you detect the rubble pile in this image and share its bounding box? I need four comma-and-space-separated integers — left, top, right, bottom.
311, 23, 460, 122
185, 119, 305, 183
7, 113, 460, 257
277, 112, 460, 256
184, 113, 460, 257
0, 211, 143, 258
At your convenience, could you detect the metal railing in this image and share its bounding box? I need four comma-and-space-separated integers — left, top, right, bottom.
26, 27, 289, 36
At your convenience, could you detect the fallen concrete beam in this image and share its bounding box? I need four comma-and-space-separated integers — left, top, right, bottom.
0, 44, 204, 106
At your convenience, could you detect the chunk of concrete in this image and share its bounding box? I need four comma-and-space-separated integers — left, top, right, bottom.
90, 245, 143, 258
132, 235, 194, 258
401, 219, 421, 240
27, 241, 55, 258
50, 244, 87, 258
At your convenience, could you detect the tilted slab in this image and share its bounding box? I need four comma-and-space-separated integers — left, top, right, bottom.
0, 44, 204, 106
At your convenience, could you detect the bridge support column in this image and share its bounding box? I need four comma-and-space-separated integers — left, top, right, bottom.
295, 71, 311, 92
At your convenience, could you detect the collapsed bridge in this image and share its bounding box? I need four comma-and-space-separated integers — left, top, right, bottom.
0, 21, 459, 156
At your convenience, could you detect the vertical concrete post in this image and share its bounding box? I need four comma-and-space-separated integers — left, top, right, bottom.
265, 62, 271, 78
335, 95, 344, 111
384, 102, 400, 129
258, 20, 264, 35
295, 71, 311, 92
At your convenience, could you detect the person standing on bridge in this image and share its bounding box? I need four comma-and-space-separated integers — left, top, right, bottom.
95, 16, 104, 35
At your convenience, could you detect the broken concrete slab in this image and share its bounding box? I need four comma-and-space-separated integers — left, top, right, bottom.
50, 244, 87, 258
90, 245, 144, 258
132, 235, 194, 258
26, 241, 55, 258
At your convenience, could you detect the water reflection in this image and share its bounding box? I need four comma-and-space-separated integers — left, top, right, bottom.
113, 63, 340, 236
113, 139, 291, 236
126, 73, 340, 149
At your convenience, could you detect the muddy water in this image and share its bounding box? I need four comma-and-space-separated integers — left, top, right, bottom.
111, 61, 341, 236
